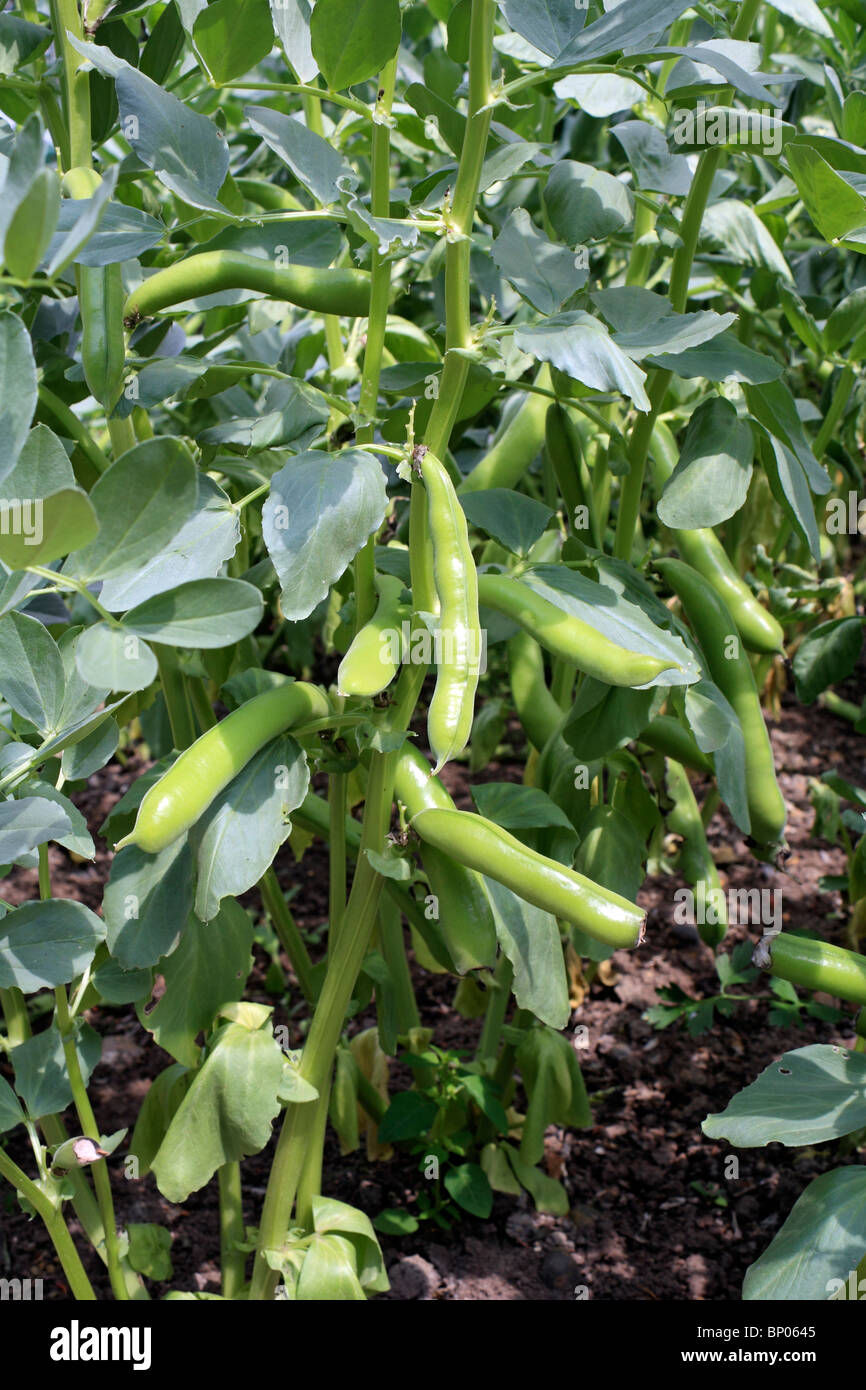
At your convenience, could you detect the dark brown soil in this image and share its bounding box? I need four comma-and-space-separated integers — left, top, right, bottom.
0, 683, 861, 1302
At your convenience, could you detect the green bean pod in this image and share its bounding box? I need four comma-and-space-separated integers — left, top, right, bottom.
544, 401, 599, 546
458, 366, 551, 494
419, 448, 482, 773
116, 681, 330, 855
65, 168, 126, 412
337, 574, 405, 698
507, 630, 563, 753
409, 806, 646, 951
638, 715, 713, 775
393, 744, 498, 973
650, 421, 784, 655
665, 757, 727, 948
478, 572, 675, 688
754, 931, 866, 1006
656, 557, 787, 848
123, 250, 371, 325
79, 263, 127, 411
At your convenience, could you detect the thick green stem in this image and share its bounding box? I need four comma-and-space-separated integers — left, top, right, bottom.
218, 1162, 246, 1298
53, 981, 127, 1300
37, 385, 111, 478
295, 1066, 332, 1232
154, 645, 198, 751
614, 0, 762, 562
328, 771, 348, 952
0, 1147, 96, 1300
250, 667, 425, 1298
355, 58, 399, 628
260, 867, 316, 1005
48, 0, 90, 169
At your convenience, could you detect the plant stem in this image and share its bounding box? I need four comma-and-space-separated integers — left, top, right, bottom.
260, 867, 316, 1005
218, 1162, 246, 1298
48, 0, 90, 169
37, 384, 111, 477
295, 1066, 331, 1231
355, 56, 399, 629
53, 982, 128, 1300
250, 666, 425, 1298
328, 770, 348, 951
613, 0, 762, 562
0, 1147, 97, 1300
153, 645, 198, 751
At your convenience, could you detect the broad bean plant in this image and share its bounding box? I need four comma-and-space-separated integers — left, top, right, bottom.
0, 0, 865, 1302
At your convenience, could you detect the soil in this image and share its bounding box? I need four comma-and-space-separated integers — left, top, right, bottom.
0, 679, 861, 1303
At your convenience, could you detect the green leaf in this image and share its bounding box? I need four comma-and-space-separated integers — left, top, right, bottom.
70, 38, 230, 213
575, 804, 646, 906
193, 0, 274, 84
744, 1168, 866, 1300
12, 1021, 101, 1118
74, 623, 158, 693
378, 1090, 438, 1142
310, 0, 401, 91
0, 14, 51, 74
192, 736, 309, 923
792, 619, 863, 705
128, 1063, 191, 1176
269, 0, 316, 83
122, 578, 263, 651
701, 201, 793, 281
0, 1074, 25, 1135
505, 1145, 570, 1214
137, 901, 253, 1066
98, 474, 239, 613
483, 875, 569, 1029
610, 119, 692, 196
703, 1044, 866, 1147
551, 0, 692, 67
500, 0, 587, 59
0, 609, 64, 732
515, 313, 650, 412
444, 1163, 493, 1218
460, 489, 553, 558
2, 424, 74, 498
0, 900, 104, 991
647, 331, 783, 384
786, 142, 866, 244
68, 437, 198, 584
104, 840, 194, 970
263, 448, 388, 622
245, 104, 357, 206
373, 1208, 419, 1235
0, 796, 72, 863
543, 159, 633, 245
0, 310, 37, 486
0, 487, 98, 569
126, 1223, 173, 1282
657, 398, 754, 529
491, 208, 584, 314
61, 718, 120, 782
4, 166, 59, 280
522, 565, 697, 685
295, 1234, 365, 1299
152, 1021, 284, 1202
